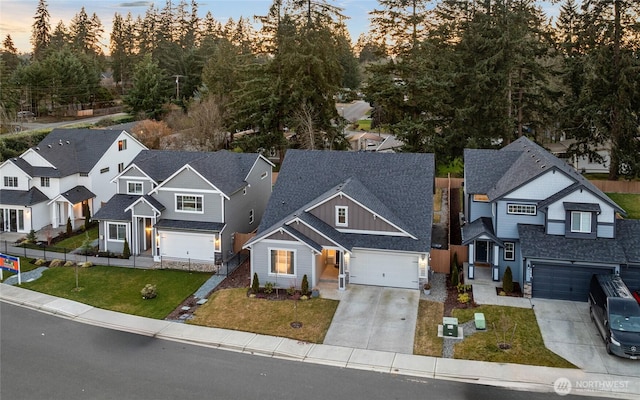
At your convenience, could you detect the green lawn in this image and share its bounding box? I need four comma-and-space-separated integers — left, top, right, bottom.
414, 300, 444, 357
606, 193, 640, 219
55, 226, 100, 250
20, 266, 212, 319
452, 305, 576, 368
189, 288, 339, 343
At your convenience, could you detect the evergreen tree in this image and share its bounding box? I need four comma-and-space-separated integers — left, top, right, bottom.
1, 35, 20, 72
50, 20, 69, 50
125, 54, 170, 119
31, 0, 51, 59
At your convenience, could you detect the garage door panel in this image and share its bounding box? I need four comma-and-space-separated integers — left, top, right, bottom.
349, 251, 418, 289
532, 263, 615, 301
160, 231, 214, 261
621, 266, 640, 292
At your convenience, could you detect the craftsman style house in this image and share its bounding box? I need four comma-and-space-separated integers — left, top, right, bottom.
0, 128, 145, 234
244, 150, 434, 290
463, 136, 640, 300
93, 150, 273, 265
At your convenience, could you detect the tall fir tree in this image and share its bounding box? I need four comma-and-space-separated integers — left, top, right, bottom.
31, 0, 51, 60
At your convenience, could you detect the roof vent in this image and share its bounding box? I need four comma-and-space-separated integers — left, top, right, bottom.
66, 140, 70, 144
59, 140, 63, 145
36, 147, 40, 150
47, 144, 52, 148
541, 165, 546, 168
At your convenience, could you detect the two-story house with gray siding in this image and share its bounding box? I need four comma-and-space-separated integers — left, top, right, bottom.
93, 150, 273, 265
0, 128, 145, 234
244, 150, 434, 291
462, 136, 640, 300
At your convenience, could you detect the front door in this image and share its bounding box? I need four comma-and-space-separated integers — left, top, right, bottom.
475, 240, 489, 264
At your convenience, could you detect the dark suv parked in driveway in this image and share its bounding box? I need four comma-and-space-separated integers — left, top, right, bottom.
589, 274, 640, 359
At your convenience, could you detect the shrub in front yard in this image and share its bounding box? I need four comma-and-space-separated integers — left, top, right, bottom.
503, 266, 514, 293
251, 273, 260, 294
122, 238, 131, 259
141, 284, 157, 299
301, 274, 309, 295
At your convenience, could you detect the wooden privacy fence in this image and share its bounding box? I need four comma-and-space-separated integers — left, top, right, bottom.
589, 180, 640, 194
435, 177, 463, 189
233, 232, 256, 254
430, 245, 468, 274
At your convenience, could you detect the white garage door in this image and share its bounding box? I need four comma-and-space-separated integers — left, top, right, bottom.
349, 250, 419, 289
160, 231, 214, 261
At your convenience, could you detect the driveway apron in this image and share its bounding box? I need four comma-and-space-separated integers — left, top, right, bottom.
323, 285, 419, 354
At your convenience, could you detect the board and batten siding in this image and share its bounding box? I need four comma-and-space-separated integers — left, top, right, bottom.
506, 170, 574, 200
308, 196, 398, 232
495, 200, 545, 238
285, 222, 336, 247
251, 240, 315, 289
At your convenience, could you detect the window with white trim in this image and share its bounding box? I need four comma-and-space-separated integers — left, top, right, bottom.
270, 249, 295, 275
176, 194, 203, 213
40, 177, 50, 187
571, 211, 591, 233
504, 242, 515, 261
507, 203, 536, 215
4, 176, 18, 187
249, 209, 254, 224
336, 206, 348, 227
107, 223, 127, 241
118, 139, 127, 151
127, 181, 143, 195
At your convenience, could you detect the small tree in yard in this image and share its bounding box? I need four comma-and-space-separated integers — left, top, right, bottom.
66, 217, 73, 235
122, 237, 131, 259
451, 263, 459, 286
503, 266, 514, 293
452, 252, 459, 275
251, 272, 260, 294
83, 203, 91, 229
25, 229, 38, 244
301, 274, 309, 295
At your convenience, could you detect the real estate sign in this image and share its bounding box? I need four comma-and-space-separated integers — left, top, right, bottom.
0, 253, 21, 284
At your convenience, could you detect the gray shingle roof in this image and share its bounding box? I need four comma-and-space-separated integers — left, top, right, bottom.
563, 202, 601, 212
617, 219, 640, 264
129, 150, 259, 195
0, 188, 49, 206
461, 217, 503, 246
255, 150, 434, 253
93, 194, 138, 221
518, 224, 627, 264
9, 157, 60, 178
155, 219, 225, 233
32, 128, 127, 176
282, 225, 323, 252
465, 137, 623, 213
58, 185, 95, 204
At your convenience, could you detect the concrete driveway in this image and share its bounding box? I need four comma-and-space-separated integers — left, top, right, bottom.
532, 299, 640, 377
323, 285, 419, 354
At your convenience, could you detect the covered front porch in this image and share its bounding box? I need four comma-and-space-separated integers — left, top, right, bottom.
47, 186, 95, 230
317, 248, 349, 291
462, 217, 503, 282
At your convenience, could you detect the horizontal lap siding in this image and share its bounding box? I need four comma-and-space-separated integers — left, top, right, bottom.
251, 241, 314, 289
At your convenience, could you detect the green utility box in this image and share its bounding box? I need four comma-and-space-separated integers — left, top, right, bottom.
474, 313, 486, 330
443, 317, 459, 337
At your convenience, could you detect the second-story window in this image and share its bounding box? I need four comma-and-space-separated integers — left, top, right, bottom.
4, 176, 18, 187
176, 194, 203, 213
127, 182, 143, 195
118, 139, 127, 151
504, 242, 515, 261
571, 211, 591, 233
118, 163, 124, 173
40, 177, 50, 187
336, 206, 348, 227
507, 203, 536, 215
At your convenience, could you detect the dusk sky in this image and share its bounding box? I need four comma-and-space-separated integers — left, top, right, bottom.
0, 1, 559, 54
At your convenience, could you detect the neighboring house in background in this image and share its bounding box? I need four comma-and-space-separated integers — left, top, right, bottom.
462, 136, 640, 301
93, 150, 273, 265
546, 139, 611, 174
0, 128, 146, 234
244, 150, 434, 291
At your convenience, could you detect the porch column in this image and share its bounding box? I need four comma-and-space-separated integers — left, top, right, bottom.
338, 252, 347, 291
492, 244, 500, 281
67, 203, 74, 229
468, 243, 475, 265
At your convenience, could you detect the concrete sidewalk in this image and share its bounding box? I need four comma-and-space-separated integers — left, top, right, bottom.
1, 284, 639, 399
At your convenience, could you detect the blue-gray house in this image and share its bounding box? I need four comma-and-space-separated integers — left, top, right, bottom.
463, 136, 640, 300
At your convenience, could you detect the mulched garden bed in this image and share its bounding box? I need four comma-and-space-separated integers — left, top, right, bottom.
495, 282, 523, 297
443, 273, 477, 317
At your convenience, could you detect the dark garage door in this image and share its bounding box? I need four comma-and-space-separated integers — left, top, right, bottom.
532, 263, 615, 301
620, 265, 640, 292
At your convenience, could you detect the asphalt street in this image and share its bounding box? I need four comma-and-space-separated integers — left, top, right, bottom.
0, 303, 579, 400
